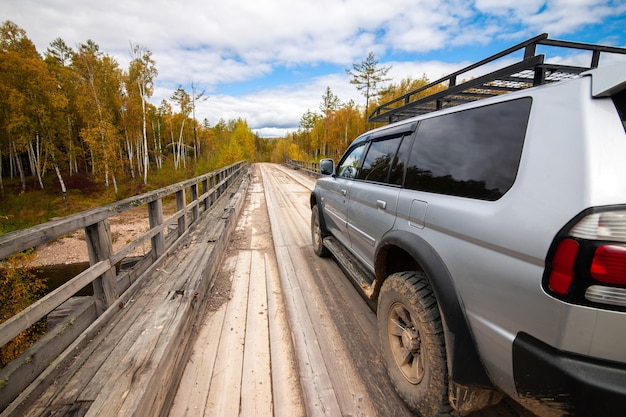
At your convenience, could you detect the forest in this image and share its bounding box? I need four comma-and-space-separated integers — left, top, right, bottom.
0, 20, 443, 232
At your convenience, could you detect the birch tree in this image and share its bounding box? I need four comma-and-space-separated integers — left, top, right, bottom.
73, 40, 123, 195
128, 43, 157, 183
170, 87, 192, 169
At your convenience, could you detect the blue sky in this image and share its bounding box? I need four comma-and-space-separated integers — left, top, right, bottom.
2, 0, 626, 137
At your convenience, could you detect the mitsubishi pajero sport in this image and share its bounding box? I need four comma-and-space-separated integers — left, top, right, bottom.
310, 34, 626, 416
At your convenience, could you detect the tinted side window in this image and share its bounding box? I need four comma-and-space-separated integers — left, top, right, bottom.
358, 136, 402, 183
336, 143, 367, 179
390, 134, 413, 185
405, 98, 531, 201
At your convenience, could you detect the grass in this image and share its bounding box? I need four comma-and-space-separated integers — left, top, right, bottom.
0, 163, 207, 235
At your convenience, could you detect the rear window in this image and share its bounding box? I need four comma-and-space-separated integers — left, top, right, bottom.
405, 98, 532, 201
613, 89, 626, 132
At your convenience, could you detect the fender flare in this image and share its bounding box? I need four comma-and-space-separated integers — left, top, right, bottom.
376, 229, 494, 389
310, 191, 329, 234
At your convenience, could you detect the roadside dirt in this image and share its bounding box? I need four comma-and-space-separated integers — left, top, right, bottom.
29, 204, 175, 266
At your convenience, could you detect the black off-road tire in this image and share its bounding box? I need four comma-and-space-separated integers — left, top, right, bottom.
378, 271, 452, 416
311, 204, 330, 257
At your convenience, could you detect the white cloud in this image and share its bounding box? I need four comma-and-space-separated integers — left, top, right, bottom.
2, 0, 625, 137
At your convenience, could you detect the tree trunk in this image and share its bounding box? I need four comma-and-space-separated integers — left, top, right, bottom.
12, 140, 26, 191
141, 92, 149, 184
112, 170, 118, 196
53, 162, 67, 200
177, 119, 186, 169
125, 129, 135, 179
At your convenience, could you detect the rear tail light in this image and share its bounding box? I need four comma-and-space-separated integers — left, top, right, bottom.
590, 245, 626, 285
570, 211, 626, 242
544, 208, 626, 311
547, 239, 579, 295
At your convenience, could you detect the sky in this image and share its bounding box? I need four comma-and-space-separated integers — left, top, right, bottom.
2, 0, 626, 137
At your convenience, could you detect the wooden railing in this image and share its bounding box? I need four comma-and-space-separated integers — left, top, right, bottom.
0, 161, 246, 410
285, 159, 320, 177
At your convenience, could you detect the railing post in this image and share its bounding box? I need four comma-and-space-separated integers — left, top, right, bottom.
209, 175, 215, 207
85, 220, 118, 315
190, 183, 199, 223
175, 189, 187, 237
202, 178, 209, 211
149, 199, 165, 260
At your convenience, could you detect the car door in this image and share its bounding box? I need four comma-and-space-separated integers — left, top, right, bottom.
347, 126, 415, 271
320, 142, 367, 249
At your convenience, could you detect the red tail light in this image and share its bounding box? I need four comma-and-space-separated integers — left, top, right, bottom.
548, 239, 579, 295
591, 245, 626, 285
545, 209, 626, 310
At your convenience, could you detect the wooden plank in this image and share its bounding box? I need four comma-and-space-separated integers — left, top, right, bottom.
240, 250, 272, 417
273, 246, 342, 417
287, 246, 377, 416
204, 250, 251, 417
168, 304, 227, 417
264, 251, 306, 417
116, 286, 197, 417
168, 254, 237, 417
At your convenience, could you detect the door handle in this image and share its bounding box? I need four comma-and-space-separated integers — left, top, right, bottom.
341, 189, 347, 196
376, 200, 387, 210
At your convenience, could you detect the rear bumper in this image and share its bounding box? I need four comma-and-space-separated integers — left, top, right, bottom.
512, 332, 626, 417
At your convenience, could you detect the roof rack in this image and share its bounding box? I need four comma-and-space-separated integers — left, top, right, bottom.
368, 33, 626, 124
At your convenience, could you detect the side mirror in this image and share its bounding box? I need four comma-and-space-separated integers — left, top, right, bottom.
319, 158, 335, 176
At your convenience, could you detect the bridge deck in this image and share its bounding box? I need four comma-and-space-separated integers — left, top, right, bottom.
169, 165, 305, 416
6, 171, 248, 417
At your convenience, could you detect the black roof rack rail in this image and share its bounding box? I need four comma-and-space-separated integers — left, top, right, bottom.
368, 33, 626, 124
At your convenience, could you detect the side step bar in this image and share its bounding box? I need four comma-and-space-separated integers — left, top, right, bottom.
322, 236, 377, 302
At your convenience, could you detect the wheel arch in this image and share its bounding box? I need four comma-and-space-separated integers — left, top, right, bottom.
374, 229, 494, 389
310, 191, 329, 234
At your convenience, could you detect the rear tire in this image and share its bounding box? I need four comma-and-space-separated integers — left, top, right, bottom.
378, 271, 452, 416
311, 204, 330, 257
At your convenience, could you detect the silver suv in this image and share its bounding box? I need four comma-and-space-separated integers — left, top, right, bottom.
310, 34, 626, 416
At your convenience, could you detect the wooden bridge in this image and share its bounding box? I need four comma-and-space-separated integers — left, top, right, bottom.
0, 163, 535, 417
